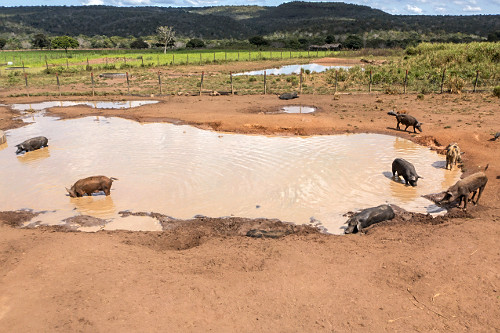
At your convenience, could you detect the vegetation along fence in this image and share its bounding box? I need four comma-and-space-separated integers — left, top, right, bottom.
1, 43, 499, 97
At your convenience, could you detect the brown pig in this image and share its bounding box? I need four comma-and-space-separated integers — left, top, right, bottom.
66, 176, 118, 197
440, 166, 488, 210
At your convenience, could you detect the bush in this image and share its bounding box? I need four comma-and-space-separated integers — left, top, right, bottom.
493, 86, 500, 98
186, 38, 205, 48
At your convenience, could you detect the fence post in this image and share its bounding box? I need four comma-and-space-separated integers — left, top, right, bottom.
87, 57, 89, 68
289, 51, 292, 58
334, 70, 338, 94
225, 52, 227, 61
199, 71, 204, 96
281, 51, 283, 59
299, 68, 303, 93
157, 55, 160, 66
473, 70, 479, 93
45, 55, 49, 70
187, 54, 189, 65
24, 73, 30, 97
106, 57, 108, 66
173, 54, 175, 65
200, 53, 202, 65
66, 58, 69, 69
369, 70, 372, 92
238, 52, 240, 61
126, 72, 130, 94
404, 69, 408, 94
213, 52, 215, 62
91, 72, 95, 97
56, 73, 61, 96
440, 68, 446, 93
141, 56, 144, 66
124, 57, 126, 65
22, 61, 25, 73
230, 72, 233, 95
264, 71, 267, 95
249, 51, 251, 60
158, 71, 162, 95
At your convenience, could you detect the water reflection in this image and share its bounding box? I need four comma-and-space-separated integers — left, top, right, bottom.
281, 106, 316, 114
0, 114, 462, 234
0, 143, 7, 152
11, 100, 158, 112
234, 64, 352, 76
17, 147, 50, 164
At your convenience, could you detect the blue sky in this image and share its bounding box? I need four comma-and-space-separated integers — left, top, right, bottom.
1, 0, 499, 15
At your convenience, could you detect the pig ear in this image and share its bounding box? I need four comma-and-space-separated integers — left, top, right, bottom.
66, 188, 73, 196
417, 175, 423, 179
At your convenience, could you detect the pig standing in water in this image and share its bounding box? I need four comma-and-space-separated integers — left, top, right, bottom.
392, 158, 422, 186
344, 204, 395, 234
15, 136, 48, 154
66, 176, 118, 197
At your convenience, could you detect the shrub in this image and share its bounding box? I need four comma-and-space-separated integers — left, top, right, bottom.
493, 86, 500, 98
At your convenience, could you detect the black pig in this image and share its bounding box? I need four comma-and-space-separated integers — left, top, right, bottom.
279, 92, 298, 100
344, 204, 395, 234
15, 136, 48, 154
387, 111, 422, 133
392, 158, 422, 186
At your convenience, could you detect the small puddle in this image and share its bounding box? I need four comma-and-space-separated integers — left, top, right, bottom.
0, 112, 461, 234
11, 100, 158, 113
234, 64, 351, 76
281, 106, 316, 114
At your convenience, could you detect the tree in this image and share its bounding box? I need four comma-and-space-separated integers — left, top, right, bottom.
186, 38, 205, 48
51, 36, 79, 53
0, 38, 6, 50
325, 35, 335, 44
130, 38, 149, 49
344, 35, 363, 50
156, 26, 176, 54
32, 33, 51, 50
248, 35, 269, 46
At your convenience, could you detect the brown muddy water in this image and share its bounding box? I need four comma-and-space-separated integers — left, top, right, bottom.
0, 104, 461, 234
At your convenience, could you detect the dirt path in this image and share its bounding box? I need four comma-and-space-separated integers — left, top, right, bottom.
0, 91, 499, 332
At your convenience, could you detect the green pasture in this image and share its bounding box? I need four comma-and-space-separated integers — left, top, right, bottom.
0, 49, 335, 73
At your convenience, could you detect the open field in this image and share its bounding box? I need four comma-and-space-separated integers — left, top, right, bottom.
0, 52, 500, 331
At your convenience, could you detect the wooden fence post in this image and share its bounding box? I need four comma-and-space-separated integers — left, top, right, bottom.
200, 53, 202, 65
238, 52, 240, 61
249, 51, 251, 60
440, 68, 446, 93
213, 52, 216, 62
403, 69, 408, 94
264, 71, 267, 95
157, 55, 160, 66
91, 72, 95, 97
106, 57, 108, 66
281, 51, 283, 59
158, 71, 162, 95
66, 58, 69, 69
230, 71, 233, 95
141, 56, 144, 66
225, 52, 227, 61
199, 71, 204, 96
45, 55, 49, 70
473, 70, 479, 93
22, 61, 25, 73
299, 68, 303, 93
187, 54, 189, 65
173, 54, 175, 65
24, 73, 30, 97
126, 72, 130, 94
369, 70, 372, 92
124, 57, 126, 65
56, 73, 61, 96
334, 70, 338, 94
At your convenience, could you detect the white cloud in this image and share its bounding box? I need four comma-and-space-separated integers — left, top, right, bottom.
82, 0, 104, 4
463, 5, 481, 11
434, 6, 447, 12
415, 0, 428, 3
405, 4, 423, 13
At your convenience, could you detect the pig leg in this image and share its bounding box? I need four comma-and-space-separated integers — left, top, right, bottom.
404, 124, 409, 132
396, 120, 401, 130
473, 185, 486, 205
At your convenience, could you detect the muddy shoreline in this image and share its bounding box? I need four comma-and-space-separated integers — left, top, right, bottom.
1, 92, 499, 331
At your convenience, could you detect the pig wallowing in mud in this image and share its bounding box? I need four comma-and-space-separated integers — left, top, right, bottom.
66, 176, 118, 197
440, 166, 488, 210
387, 111, 422, 133
15, 136, 48, 154
392, 158, 422, 187
344, 204, 395, 234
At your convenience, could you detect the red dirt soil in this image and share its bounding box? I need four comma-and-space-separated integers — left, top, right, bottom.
0, 89, 499, 332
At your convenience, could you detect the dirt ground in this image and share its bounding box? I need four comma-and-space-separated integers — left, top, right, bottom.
1, 72, 499, 331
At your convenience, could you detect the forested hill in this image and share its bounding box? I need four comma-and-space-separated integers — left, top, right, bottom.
0, 2, 498, 39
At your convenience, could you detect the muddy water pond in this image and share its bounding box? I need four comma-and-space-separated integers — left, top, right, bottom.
0, 111, 461, 234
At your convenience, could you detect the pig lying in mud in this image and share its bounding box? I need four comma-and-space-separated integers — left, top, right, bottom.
440, 166, 488, 210
392, 158, 422, 186
344, 204, 395, 234
387, 111, 422, 133
279, 92, 298, 100
66, 176, 118, 197
445, 143, 462, 170
15, 136, 48, 154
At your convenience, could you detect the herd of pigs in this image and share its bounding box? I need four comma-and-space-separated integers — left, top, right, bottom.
10, 109, 495, 234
